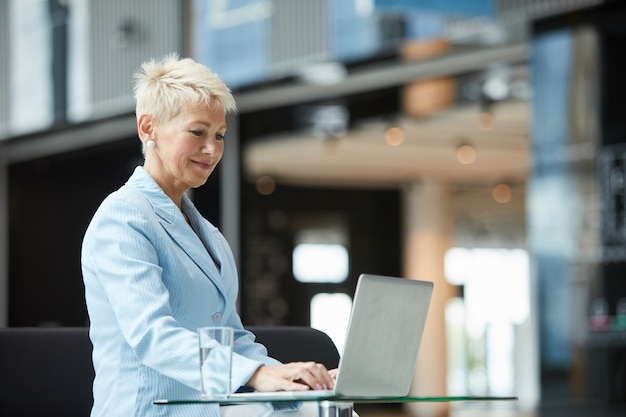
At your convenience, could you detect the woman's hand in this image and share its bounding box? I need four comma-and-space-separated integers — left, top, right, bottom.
246, 362, 335, 392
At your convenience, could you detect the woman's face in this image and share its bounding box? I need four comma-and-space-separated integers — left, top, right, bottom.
144, 102, 226, 202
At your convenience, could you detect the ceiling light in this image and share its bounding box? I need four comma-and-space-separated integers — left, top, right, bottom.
256, 175, 276, 195
492, 183, 512, 203
456, 143, 477, 165
301, 104, 349, 139
482, 77, 509, 101
384, 127, 405, 147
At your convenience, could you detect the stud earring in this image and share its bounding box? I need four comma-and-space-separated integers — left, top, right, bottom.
146, 140, 155, 149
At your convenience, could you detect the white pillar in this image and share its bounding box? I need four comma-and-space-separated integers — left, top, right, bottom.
0, 143, 7, 326
221, 113, 240, 269
403, 180, 456, 417
221, 113, 241, 309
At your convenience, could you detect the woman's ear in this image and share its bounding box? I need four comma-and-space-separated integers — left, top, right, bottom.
137, 114, 155, 141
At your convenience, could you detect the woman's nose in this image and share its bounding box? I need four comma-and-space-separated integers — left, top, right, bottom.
202, 138, 219, 154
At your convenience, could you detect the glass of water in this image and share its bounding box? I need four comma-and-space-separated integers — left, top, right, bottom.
198, 326, 234, 399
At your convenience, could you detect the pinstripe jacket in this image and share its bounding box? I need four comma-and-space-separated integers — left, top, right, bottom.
81, 166, 286, 417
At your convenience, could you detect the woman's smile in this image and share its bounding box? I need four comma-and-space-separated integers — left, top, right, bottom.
192, 159, 213, 170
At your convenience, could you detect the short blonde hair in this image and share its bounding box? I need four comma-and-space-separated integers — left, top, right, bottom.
133, 54, 237, 123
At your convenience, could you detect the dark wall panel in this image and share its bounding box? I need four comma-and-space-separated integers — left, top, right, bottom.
8, 138, 142, 326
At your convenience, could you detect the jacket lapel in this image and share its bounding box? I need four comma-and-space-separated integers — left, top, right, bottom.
127, 167, 226, 294
160, 214, 224, 292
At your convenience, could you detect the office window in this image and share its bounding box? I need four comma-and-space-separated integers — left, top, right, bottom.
292, 225, 349, 283
292, 243, 349, 283
444, 247, 529, 396
310, 292, 352, 354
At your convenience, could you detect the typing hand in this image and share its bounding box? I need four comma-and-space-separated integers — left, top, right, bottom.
246, 362, 335, 392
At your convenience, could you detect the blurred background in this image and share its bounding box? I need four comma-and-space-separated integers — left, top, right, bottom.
1, 0, 626, 416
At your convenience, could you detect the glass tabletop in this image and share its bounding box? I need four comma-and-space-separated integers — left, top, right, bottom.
154, 395, 518, 405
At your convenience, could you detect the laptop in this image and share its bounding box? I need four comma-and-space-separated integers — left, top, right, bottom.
216, 273, 434, 401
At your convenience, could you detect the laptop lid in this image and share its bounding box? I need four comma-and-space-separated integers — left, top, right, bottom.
211, 273, 433, 402
333, 274, 433, 397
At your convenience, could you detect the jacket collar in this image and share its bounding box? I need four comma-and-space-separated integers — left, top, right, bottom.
126, 166, 225, 292
126, 166, 179, 223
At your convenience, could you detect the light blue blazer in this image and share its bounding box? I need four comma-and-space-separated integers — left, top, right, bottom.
82, 167, 288, 417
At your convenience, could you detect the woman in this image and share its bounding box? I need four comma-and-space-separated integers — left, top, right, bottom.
81, 55, 334, 417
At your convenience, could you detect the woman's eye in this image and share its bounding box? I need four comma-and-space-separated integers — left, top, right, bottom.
190, 130, 203, 137
216, 134, 225, 141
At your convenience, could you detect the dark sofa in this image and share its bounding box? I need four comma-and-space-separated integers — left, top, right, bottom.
0, 326, 340, 417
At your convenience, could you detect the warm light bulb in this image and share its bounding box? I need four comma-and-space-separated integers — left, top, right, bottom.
384, 127, 405, 146
256, 175, 276, 195
492, 183, 512, 203
456, 144, 477, 164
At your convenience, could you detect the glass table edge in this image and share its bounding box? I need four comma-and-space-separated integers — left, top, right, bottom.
154, 396, 519, 405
